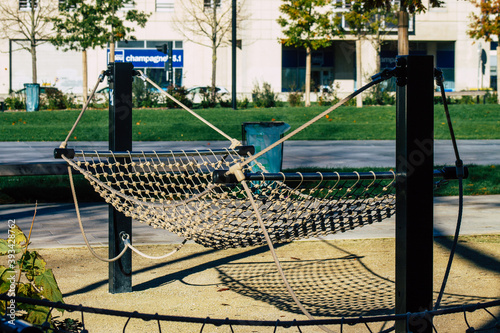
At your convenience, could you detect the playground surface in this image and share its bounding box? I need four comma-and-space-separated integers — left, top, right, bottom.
1, 197, 497, 332
38, 235, 500, 332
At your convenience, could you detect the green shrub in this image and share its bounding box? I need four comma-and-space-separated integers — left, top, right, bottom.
0, 224, 64, 326
220, 97, 250, 109
458, 95, 475, 105
252, 82, 282, 108
484, 91, 498, 104
165, 86, 192, 108
219, 99, 232, 108
238, 96, 250, 109
4, 95, 25, 110
132, 78, 161, 108
363, 85, 395, 105
199, 87, 217, 109
288, 91, 303, 107
40, 89, 71, 110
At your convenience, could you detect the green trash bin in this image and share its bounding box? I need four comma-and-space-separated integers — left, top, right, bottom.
242, 121, 291, 173
24, 83, 40, 112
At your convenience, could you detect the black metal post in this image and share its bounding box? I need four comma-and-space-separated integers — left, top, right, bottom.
167, 41, 173, 86
231, 0, 237, 110
108, 62, 133, 294
395, 55, 434, 333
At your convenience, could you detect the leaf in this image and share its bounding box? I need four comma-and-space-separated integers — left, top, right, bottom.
17, 283, 37, 299
0, 266, 16, 294
12, 225, 28, 247
20, 251, 47, 278
0, 239, 11, 255
23, 305, 51, 326
0, 225, 27, 255
34, 269, 64, 303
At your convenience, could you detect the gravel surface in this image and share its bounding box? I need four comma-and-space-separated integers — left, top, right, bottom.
31, 235, 500, 332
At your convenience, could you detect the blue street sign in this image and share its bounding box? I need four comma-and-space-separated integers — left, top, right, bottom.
107, 48, 183, 68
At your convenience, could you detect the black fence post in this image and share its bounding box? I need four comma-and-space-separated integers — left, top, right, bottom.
395, 55, 434, 332
108, 62, 134, 294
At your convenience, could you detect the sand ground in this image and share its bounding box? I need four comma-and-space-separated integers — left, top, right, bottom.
22, 235, 500, 333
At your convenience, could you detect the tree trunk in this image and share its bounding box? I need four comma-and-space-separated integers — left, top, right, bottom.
375, 29, 381, 74
83, 49, 88, 102
30, 0, 37, 84
398, 10, 409, 55
497, 43, 500, 104
211, 3, 218, 103
211, 41, 217, 103
109, 36, 115, 63
305, 46, 311, 107
31, 40, 37, 84
356, 38, 363, 108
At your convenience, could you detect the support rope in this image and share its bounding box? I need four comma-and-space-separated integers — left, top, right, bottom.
241, 180, 334, 333
60, 71, 106, 149
231, 75, 389, 176
68, 166, 128, 262
433, 69, 465, 310
136, 70, 241, 148
68, 164, 188, 262
124, 237, 187, 260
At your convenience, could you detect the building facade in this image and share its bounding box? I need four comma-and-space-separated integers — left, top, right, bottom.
0, 0, 492, 99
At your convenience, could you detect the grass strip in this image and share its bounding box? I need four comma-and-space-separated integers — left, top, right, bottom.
1, 104, 499, 141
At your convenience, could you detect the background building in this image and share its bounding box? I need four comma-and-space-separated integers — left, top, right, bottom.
0, 0, 492, 99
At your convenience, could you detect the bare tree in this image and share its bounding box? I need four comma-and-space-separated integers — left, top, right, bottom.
173, 0, 247, 102
0, 0, 58, 84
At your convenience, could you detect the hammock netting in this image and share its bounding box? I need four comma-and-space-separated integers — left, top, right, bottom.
61, 147, 396, 249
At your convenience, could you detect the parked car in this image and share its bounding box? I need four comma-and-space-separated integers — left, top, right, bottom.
187, 86, 229, 103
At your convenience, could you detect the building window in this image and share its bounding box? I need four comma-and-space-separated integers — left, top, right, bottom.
333, 0, 414, 33
156, 0, 174, 12
120, 1, 135, 11
58, 0, 76, 10
204, 0, 221, 9
19, 0, 38, 10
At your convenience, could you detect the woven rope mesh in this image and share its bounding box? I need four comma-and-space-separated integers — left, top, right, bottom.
66, 148, 396, 249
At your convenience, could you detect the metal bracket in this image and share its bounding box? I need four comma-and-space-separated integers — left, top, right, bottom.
435, 166, 469, 180
236, 145, 255, 156
434, 68, 444, 86
395, 56, 408, 87
54, 148, 75, 159
212, 170, 238, 184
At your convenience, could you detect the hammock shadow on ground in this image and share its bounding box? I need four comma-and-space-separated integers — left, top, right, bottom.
215, 239, 498, 318
64, 244, 282, 297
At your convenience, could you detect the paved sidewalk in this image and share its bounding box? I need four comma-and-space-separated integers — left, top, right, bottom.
0, 195, 498, 249
1, 140, 499, 168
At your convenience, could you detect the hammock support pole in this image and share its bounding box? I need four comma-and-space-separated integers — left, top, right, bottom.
395, 55, 434, 333
108, 62, 134, 294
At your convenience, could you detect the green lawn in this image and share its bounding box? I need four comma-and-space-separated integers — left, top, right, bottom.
1, 104, 499, 141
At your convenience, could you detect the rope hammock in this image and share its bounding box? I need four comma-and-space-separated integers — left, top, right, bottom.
60, 148, 396, 249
